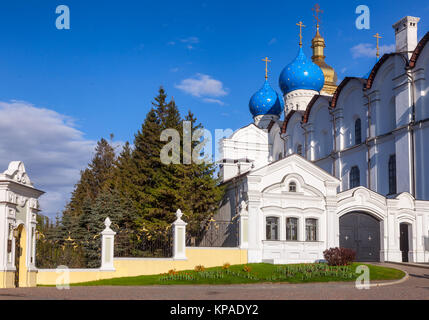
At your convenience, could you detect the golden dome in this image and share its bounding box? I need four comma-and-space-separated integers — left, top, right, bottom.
311, 28, 338, 95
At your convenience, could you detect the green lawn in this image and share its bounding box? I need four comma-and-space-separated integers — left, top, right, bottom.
65, 263, 405, 287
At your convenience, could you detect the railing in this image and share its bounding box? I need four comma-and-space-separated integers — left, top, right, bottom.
36, 238, 101, 269
114, 229, 173, 258
187, 220, 239, 248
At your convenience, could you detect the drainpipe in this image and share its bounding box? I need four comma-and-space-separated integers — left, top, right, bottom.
363, 91, 372, 190
400, 52, 417, 198
329, 107, 337, 177
407, 70, 417, 198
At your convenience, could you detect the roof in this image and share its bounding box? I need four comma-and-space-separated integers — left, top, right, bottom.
364, 53, 398, 90
281, 110, 304, 134
408, 31, 429, 69
302, 95, 332, 124
330, 77, 367, 109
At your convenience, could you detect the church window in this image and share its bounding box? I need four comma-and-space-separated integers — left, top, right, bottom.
286, 218, 298, 241
355, 118, 362, 145
350, 166, 360, 189
266, 217, 279, 241
289, 182, 297, 192
388, 155, 397, 195
305, 219, 317, 242
296, 144, 303, 156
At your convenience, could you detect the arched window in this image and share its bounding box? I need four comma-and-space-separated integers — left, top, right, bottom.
388, 154, 397, 195
355, 118, 362, 145
305, 219, 317, 242
289, 182, 297, 192
266, 217, 279, 241
296, 144, 303, 156
350, 166, 360, 189
286, 218, 298, 241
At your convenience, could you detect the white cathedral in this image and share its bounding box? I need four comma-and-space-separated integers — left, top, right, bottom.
217, 15, 429, 264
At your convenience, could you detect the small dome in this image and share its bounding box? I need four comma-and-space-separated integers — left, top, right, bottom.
279, 47, 325, 95
249, 80, 284, 117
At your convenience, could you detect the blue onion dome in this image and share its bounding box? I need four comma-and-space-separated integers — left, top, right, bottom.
279, 47, 325, 95
249, 80, 284, 117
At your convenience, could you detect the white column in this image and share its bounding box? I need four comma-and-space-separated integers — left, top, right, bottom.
173, 209, 187, 260
239, 201, 249, 249
100, 217, 116, 271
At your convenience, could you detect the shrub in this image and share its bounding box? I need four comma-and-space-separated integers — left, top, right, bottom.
243, 265, 252, 273
323, 247, 356, 266
222, 263, 231, 270
194, 265, 206, 272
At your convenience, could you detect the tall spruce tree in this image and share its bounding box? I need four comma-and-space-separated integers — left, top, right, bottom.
64, 138, 116, 217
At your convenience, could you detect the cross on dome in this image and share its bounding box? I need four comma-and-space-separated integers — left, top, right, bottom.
296, 21, 306, 47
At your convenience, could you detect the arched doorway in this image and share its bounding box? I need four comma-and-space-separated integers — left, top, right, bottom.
14, 224, 27, 288
339, 212, 381, 262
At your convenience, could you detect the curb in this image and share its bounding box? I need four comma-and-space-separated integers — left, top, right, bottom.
386, 261, 429, 270
367, 271, 409, 288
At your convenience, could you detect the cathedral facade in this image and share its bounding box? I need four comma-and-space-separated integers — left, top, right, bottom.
217, 15, 429, 264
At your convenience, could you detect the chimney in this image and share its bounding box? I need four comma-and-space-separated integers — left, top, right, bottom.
392, 16, 420, 60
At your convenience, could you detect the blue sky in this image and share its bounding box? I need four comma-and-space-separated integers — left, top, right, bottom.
0, 1, 428, 217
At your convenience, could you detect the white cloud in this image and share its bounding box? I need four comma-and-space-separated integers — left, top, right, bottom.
180, 37, 199, 44
0, 101, 96, 219
268, 38, 277, 45
175, 73, 228, 99
351, 43, 395, 59
202, 98, 225, 106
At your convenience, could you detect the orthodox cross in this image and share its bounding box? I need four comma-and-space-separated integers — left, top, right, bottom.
296, 21, 306, 47
262, 57, 271, 80
374, 33, 382, 59
312, 4, 323, 29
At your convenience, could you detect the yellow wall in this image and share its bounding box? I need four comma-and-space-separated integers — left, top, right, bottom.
37, 248, 248, 286
0, 271, 15, 288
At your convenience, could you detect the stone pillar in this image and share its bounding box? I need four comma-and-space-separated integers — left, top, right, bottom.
173, 209, 187, 260
100, 217, 116, 271
239, 201, 249, 249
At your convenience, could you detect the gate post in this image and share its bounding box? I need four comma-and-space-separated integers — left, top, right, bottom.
239, 201, 249, 249
173, 209, 187, 260
100, 217, 116, 271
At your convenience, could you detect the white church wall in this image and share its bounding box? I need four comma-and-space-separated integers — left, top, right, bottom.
414, 41, 429, 200
372, 136, 396, 196
370, 61, 397, 136
414, 44, 428, 122
285, 116, 305, 156
339, 145, 368, 191
270, 123, 285, 161
314, 157, 333, 176
337, 86, 367, 150
309, 101, 333, 160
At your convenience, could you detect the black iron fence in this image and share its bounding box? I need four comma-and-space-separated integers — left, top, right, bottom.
115, 229, 173, 258
36, 238, 101, 269
187, 220, 239, 248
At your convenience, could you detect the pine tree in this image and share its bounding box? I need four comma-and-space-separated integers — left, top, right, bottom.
177, 111, 225, 237
64, 138, 116, 217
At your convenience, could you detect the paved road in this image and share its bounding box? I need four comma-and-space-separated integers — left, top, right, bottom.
0, 263, 428, 300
